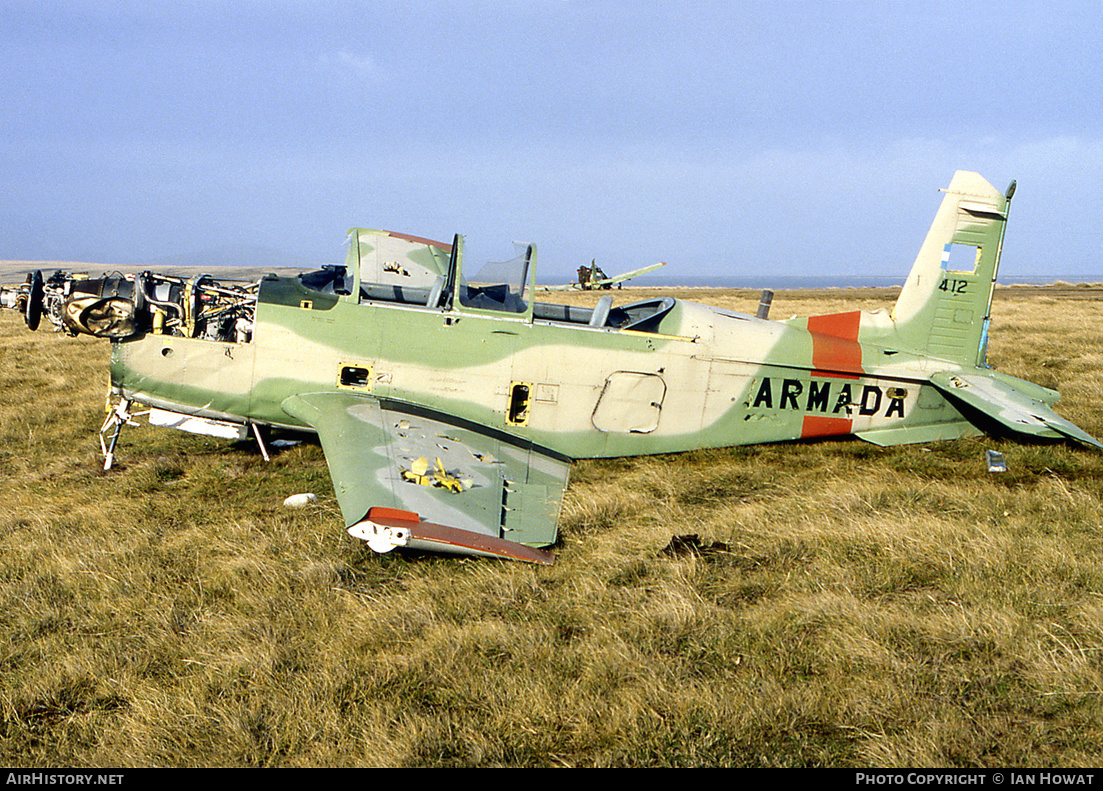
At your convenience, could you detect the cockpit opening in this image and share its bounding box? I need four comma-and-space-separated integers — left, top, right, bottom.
457, 242, 532, 315
294, 228, 679, 334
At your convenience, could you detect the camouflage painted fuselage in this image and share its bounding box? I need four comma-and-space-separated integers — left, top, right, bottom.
100, 172, 1100, 561
111, 282, 980, 460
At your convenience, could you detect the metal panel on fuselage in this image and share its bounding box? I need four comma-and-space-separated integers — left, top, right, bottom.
111, 333, 258, 421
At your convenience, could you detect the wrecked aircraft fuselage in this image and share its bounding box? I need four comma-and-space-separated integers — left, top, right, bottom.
2, 174, 1099, 564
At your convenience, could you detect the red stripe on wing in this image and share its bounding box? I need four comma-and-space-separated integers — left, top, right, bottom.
365, 507, 555, 565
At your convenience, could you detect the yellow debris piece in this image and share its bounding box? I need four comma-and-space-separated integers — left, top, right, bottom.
400, 456, 465, 492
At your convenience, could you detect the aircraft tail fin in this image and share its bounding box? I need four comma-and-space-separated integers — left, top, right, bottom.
891, 171, 1016, 367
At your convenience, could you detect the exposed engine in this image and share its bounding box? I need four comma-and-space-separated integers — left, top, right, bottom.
0, 270, 258, 343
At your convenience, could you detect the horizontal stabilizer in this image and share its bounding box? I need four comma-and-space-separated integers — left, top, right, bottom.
930, 371, 1103, 449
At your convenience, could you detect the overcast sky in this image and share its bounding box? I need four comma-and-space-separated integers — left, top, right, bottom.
2, 1, 1101, 280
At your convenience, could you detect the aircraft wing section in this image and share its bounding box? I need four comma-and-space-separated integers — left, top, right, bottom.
539, 261, 667, 290
929, 371, 1103, 449
281, 392, 568, 563
594, 261, 667, 286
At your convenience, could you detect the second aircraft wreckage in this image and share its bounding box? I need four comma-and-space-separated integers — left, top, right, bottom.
2, 171, 1099, 564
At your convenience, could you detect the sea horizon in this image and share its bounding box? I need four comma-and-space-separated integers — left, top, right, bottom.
623, 273, 1103, 289
2, 259, 1101, 291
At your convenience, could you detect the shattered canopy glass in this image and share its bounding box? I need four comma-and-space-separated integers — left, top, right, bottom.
458, 243, 532, 314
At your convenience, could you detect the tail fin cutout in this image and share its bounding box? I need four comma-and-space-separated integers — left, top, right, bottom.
891, 171, 1015, 367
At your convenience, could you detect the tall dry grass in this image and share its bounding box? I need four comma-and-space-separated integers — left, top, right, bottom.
1, 285, 1103, 766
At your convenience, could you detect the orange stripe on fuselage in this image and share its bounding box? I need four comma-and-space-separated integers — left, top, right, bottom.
801, 414, 853, 439
807, 311, 863, 378
802, 312, 863, 439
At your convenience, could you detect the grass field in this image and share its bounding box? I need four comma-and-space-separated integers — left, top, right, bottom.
2, 278, 1103, 767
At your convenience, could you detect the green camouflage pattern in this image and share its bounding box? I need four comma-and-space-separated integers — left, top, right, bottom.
50, 172, 1103, 562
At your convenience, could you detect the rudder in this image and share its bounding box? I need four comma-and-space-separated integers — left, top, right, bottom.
891, 171, 1015, 367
